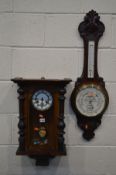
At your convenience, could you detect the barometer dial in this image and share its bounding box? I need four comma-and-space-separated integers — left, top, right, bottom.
76, 85, 106, 117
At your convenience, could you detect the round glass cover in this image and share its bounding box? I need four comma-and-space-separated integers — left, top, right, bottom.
32, 90, 53, 111
76, 85, 106, 117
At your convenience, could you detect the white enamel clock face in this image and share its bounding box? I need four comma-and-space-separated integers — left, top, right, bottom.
32, 90, 53, 111
76, 85, 106, 117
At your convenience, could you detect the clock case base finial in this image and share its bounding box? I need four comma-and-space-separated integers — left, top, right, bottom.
29, 155, 55, 166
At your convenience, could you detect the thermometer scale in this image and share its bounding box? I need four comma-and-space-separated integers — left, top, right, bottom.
88, 41, 95, 78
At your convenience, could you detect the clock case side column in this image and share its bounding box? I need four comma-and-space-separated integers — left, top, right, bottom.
58, 87, 66, 154
13, 81, 26, 154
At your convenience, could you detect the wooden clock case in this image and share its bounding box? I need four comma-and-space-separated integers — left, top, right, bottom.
12, 78, 71, 166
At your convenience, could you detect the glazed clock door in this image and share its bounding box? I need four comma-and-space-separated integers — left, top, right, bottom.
27, 88, 58, 155
71, 10, 109, 140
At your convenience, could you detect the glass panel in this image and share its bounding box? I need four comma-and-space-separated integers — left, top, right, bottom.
88, 41, 95, 78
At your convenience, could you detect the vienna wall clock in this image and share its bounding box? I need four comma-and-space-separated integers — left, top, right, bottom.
12, 78, 71, 165
70, 10, 109, 140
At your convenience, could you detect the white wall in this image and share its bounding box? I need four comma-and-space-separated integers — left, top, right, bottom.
0, 0, 116, 175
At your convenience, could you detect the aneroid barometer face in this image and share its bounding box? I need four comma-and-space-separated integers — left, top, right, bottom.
32, 90, 53, 111
76, 85, 106, 117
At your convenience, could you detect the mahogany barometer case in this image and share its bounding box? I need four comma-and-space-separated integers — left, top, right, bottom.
12, 78, 71, 165
71, 10, 109, 140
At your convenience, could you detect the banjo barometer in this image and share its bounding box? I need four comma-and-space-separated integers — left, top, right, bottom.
71, 10, 109, 140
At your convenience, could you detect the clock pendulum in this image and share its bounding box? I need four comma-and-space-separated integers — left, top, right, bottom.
70, 10, 109, 140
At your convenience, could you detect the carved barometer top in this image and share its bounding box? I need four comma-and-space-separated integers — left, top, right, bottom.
78, 10, 105, 40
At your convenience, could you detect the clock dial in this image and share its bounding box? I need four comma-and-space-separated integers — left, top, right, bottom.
76, 85, 106, 117
32, 90, 53, 111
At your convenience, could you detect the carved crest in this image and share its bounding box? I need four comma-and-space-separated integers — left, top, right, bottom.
78, 10, 105, 40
